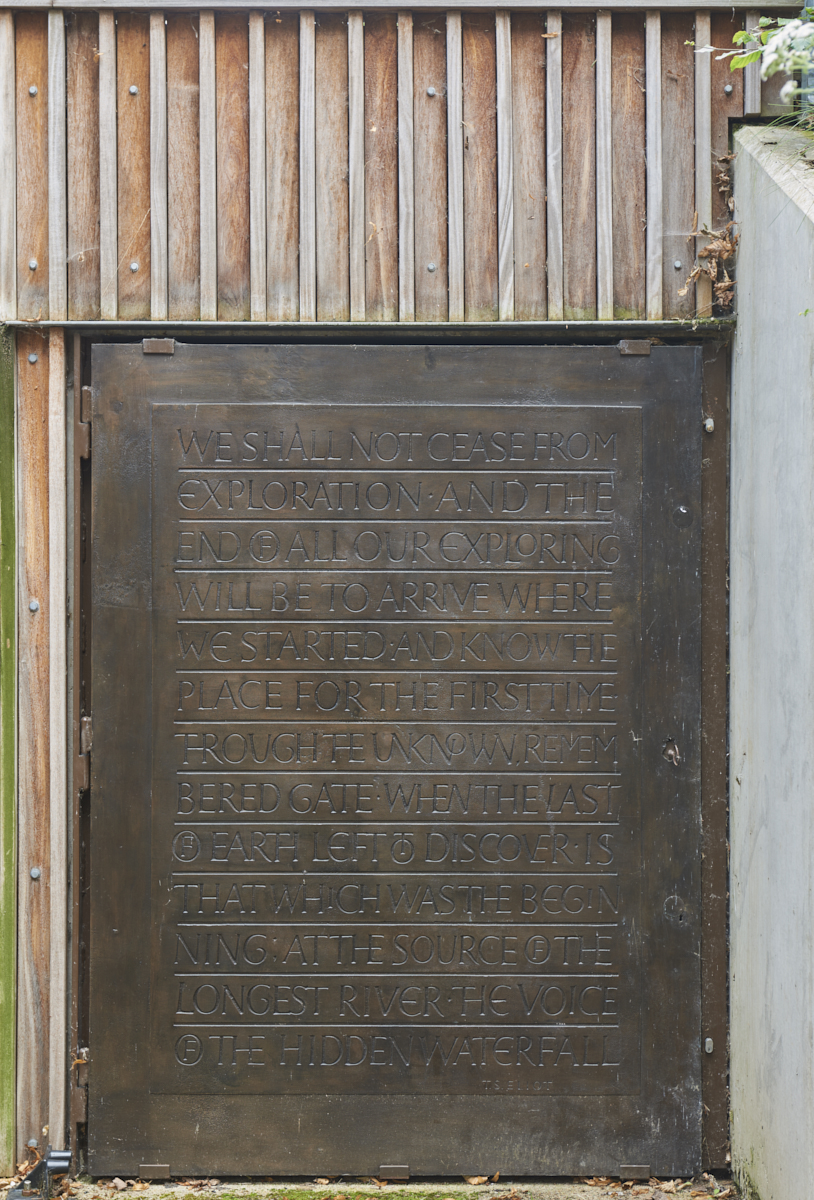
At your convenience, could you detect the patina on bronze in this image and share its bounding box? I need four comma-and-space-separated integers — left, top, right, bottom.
88, 344, 702, 1177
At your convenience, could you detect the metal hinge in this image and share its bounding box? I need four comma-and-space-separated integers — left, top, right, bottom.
80, 714, 93, 755
78, 386, 92, 459
77, 715, 92, 791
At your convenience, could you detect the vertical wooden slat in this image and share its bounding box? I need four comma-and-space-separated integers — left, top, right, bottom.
545, 11, 563, 321
47, 328, 66, 1151
199, 11, 217, 321
48, 12, 66, 322
216, 13, 250, 321
495, 12, 513, 321
595, 11, 612, 320
0, 330, 15, 1175
16, 14, 49, 321
98, 11, 117, 320
167, 13, 200, 321
562, 14, 596, 320
446, 11, 463, 322
711, 13, 744, 229
645, 11, 662, 320
265, 12, 299, 321
365, 13, 398, 322
413, 13, 447, 321
16, 332, 50, 1160
66, 12, 100, 320
661, 13, 695, 318
116, 14, 150, 320
463, 14, 497, 321
511, 13, 545, 321
150, 11, 168, 321
348, 11, 365, 321
315, 13, 349, 321
694, 11, 712, 317
744, 9, 761, 116
611, 13, 645, 320
397, 12, 414, 321
0, 14, 17, 321
248, 11, 266, 321
299, 11, 316, 322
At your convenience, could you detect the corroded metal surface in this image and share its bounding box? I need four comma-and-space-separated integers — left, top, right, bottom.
89, 344, 702, 1177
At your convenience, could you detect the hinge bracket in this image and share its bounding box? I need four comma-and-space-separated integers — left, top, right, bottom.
78, 385, 92, 459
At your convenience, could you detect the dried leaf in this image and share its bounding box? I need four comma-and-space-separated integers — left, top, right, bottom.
463, 1178, 489, 1186
112, 1180, 128, 1192
491, 1175, 499, 1184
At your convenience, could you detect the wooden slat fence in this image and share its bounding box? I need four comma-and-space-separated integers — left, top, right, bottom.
0, 7, 781, 324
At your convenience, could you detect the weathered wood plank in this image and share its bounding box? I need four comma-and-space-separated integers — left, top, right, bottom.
711, 13, 743, 229
446, 12, 463, 320
661, 12, 695, 317
166, 12, 200, 320
0, 15, 15, 321
413, 12, 447, 321
299, 11, 316, 321
510, 13, 545, 321
611, 12, 645, 319
16, 13, 49, 321
4, 0, 798, 10
315, 13, 349, 321
15, 332, 50, 1160
495, 11, 513, 320
348, 11, 365, 320
364, 12, 398, 321
595, 10, 612, 320
98, 10, 117, 319
462, 13, 497, 321
562, 13, 595, 319
149, 11, 168, 320
545, 10, 562, 320
744, 9, 760, 115
0, 330, 16, 1176
265, 11, 299, 321
248, 11, 266, 320
66, 11, 100, 319
216, 13, 250, 320
397, 11, 414, 321
645, 11, 662, 320
47, 328, 66, 1151
48, 12, 66, 321
694, 10, 712, 316
199, 10, 216, 320
116, 13, 151, 319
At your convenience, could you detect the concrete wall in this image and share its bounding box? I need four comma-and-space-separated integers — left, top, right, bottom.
731, 126, 814, 1200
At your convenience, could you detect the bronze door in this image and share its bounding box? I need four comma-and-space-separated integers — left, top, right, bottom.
88, 344, 702, 1177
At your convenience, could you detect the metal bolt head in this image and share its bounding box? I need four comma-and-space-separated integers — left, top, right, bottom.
724, 83, 733, 95
29, 598, 39, 613
130, 261, 139, 272
29, 85, 38, 97
673, 259, 682, 270
27, 1141, 38, 1150
704, 1037, 714, 1054
427, 86, 437, 97
28, 353, 38, 364
427, 262, 437, 273
704, 416, 715, 434
30, 867, 41, 880
28, 258, 38, 271
129, 84, 139, 95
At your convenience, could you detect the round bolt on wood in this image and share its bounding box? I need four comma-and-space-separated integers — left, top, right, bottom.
724, 83, 733, 95
427, 86, 437, 96
427, 262, 437, 273
673, 260, 682, 270
704, 417, 715, 434
704, 1037, 714, 1053
129, 84, 139, 95
27, 353, 38, 364
30, 867, 41, 880
29, 85, 38, 96
130, 261, 140, 272
28, 258, 37, 271
29, 598, 39, 612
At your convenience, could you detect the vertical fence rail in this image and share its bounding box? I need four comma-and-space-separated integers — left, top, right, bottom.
98, 11, 116, 320
397, 11, 415, 321
545, 10, 563, 320
47, 12, 66, 322
0, 14, 16, 322
645, 11, 663, 319
446, 11, 463, 321
695, 10, 712, 316
248, 11, 266, 320
199, 11, 217, 320
348, 11, 365, 320
150, 12, 168, 321
495, 11, 514, 321
595, 11, 612, 320
299, 11, 316, 321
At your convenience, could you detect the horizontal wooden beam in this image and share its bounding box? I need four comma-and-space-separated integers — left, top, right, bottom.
5, 1, 793, 8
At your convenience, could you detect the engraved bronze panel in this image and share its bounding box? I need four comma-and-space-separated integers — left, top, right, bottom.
89, 345, 702, 1176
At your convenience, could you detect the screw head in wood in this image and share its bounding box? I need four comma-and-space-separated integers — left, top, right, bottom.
704, 417, 715, 434
130, 261, 139, 272
673, 260, 682, 270
29, 598, 39, 612
29, 85, 38, 96
427, 86, 437, 96
27, 353, 38, 364
704, 1037, 714, 1053
30, 867, 41, 880
28, 258, 37, 270
129, 84, 139, 95
427, 262, 437, 273
27, 1141, 38, 1150
724, 83, 733, 95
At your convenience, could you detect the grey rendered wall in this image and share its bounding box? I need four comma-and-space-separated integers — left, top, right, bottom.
731, 126, 814, 1200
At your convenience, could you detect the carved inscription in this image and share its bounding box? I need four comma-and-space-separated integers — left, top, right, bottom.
150, 405, 643, 1095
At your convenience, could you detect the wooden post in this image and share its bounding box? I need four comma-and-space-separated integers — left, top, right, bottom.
397, 11, 414, 321
98, 11, 117, 320
248, 11, 266, 321
348, 11, 365, 320
595, 11, 613, 320
546, 11, 563, 321
48, 12, 67, 322
0, 329, 16, 1175
199, 11, 217, 321
299, 11, 316, 322
495, 11, 514, 321
150, 13, 168, 321
0, 14, 17, 321
645, 11, 663, 319
446, 11, 463, 322
695, 10, 712, 317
